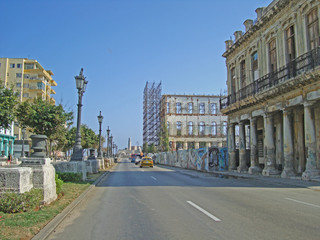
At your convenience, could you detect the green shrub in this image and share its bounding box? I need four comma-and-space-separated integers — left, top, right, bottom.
57, 172, 83, 182
0, 189, 42, 213
55, 174, 64, 195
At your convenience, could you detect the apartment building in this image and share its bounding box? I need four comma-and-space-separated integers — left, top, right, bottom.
0, 58, 57, 139
221, 0, 320, 180
161, 94, 227, 150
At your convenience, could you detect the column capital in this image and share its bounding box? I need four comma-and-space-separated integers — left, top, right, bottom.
303, 101, 315, 108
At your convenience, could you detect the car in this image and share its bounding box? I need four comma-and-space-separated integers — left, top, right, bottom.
135, 156, 141, 165
140, 156, 153, 168
130, 154, 137, 163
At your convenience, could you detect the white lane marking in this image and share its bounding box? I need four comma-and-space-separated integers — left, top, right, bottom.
187, 201, 221, 222
285, 198, 320, 208
151, 176, 157, 181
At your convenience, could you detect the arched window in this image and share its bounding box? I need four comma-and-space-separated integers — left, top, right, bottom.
212, 122, 217, 136
211, 103, 217, 114
188, 102, 193, 114
199, 103, 205, 114
188, 121, 193, 135
199, 122, 205, 135
176, 121, 181, 136
223, 122, 227, 136
176, 103, 182, 114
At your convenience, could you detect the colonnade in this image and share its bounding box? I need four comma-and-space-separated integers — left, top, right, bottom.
228, 101, 320, 180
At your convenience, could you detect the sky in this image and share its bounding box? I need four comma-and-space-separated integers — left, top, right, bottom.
0, 0, 272, 150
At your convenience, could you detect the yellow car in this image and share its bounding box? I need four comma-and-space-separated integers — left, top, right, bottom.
140, 157, 154, 168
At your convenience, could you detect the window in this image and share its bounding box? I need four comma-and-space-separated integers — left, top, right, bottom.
199, 103, 205, 114
17, 64, 22, 68
211, 103, 217, 114
240, 60, 246, 89
269, 39, 277, 72
10, 64, 15, 68
307, 8, 319, 50
176, 102, 182, 114
166, 102, 170, 113
231, 67, 236, 94
286, 26, 296, 62
188, 102, 193, 114
188, 121, 193, 135
24, 63, 34, 69
23, 93, 29, 98
16, 73, 22, 78
16, 83, 21, 88
167, 121, 170, 131
222, 122, 228, 136
24, 74, 30, 79
212, 122, 217, 136
37, 82, 45, 90
199, 122, 205, 135
176, 121, 181, 136
23, 83, 29, 88
251, 52, 259, 81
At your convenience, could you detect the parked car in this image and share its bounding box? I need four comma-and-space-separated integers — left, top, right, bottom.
135, 156, 141, 165
140, 156, 153, 168
130, 154, 137, 163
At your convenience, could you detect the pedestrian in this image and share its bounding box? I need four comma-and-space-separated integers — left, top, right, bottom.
7, 154, 11, 163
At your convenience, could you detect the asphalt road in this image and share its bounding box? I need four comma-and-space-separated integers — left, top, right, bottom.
47, 159, 320, 240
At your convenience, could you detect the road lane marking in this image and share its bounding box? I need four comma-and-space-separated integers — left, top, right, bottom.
151, 176, 157, 181
187, 201, 221, 222
285, 198, 320, 208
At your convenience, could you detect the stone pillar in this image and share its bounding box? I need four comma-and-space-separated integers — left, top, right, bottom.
249, 117, 262, 174
262, 112, 280, 176
302, 102, 320, 180
276, 116, 283, 168
172, 141, 176, 151
183, 142, 188, 150
281, 109, 296, 178
228, 123, 237, 170
194, 142, 200, 149
238, 121, 248, 172
206, 142, 211, 148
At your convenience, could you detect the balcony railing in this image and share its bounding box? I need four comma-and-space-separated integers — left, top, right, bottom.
220, 46, 320, 110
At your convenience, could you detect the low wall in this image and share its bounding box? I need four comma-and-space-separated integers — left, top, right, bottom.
155, 148, 210, 172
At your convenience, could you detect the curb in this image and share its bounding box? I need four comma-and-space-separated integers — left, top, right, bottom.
32, 165, 116, 240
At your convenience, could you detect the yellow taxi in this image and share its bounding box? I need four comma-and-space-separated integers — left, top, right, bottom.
140, 156, 154, 168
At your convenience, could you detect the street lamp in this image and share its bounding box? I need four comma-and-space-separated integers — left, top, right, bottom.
21, 128, 26, 158
112, 142, 116, 158
106, 127, 110, 157
110, 135, 113, 158
71, 68, 88, 161
97, 111, 103, 158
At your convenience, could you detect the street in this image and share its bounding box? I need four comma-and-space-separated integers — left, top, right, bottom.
47, 159, 320, 240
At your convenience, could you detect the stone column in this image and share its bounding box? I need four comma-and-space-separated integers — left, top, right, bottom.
206, 142, 211, 148
281, 109, 296, 178
194, 142, 200, 149
262, 112, 280, 176
183, 141, 188, 150
249, 117, 262, 174
302, 102, 320, 180
172, 141, 176, 151
276, 116, 283, 168
228, 123, 237, 171
238, 121, 248, 172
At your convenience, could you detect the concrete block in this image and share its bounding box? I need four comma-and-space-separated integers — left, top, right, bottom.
0, 167, 33, 193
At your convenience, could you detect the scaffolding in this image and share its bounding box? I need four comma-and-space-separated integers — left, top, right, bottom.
143, 81, 162, 146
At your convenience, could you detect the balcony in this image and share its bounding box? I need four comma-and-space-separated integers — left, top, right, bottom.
220, 46, 320, 111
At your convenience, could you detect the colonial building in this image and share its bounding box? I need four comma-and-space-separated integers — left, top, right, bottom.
0, 124, 15, 158
161, 94, 227, 150
0, 58, 57, 140
221, 0, 320, 180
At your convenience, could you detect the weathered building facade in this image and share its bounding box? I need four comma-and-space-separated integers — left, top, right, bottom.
161, 94, 227, 150
221, 0, 320, 180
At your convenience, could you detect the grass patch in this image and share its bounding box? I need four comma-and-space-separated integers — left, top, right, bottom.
0, 171, 103, 240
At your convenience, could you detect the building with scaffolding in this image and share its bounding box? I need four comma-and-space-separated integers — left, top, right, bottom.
143, 81, 162, 147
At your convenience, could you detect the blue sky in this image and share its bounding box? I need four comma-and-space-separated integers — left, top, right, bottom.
0, 0, 271, 149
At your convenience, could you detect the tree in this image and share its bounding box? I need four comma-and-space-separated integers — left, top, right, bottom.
143, 142, 149, 154
158, 122, 169, 152
0, 81, 18, 130
148, 143, 157, 153
16, 98, 73, 156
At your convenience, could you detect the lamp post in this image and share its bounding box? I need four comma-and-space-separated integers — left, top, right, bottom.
112, 142, 116, 158
106, 127, 110, 157
110, 135, 113, 158
21, 128, 26, 158
97, 111, 103, 158
71, 68, 88, 161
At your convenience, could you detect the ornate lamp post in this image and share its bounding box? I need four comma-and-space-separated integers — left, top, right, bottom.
71, 68, 88, 161
21, 128, 26, 158
110, 135, 113, 158
106, 127, 110, 157
112, 142, 116, 157
97, 111, 103, 158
